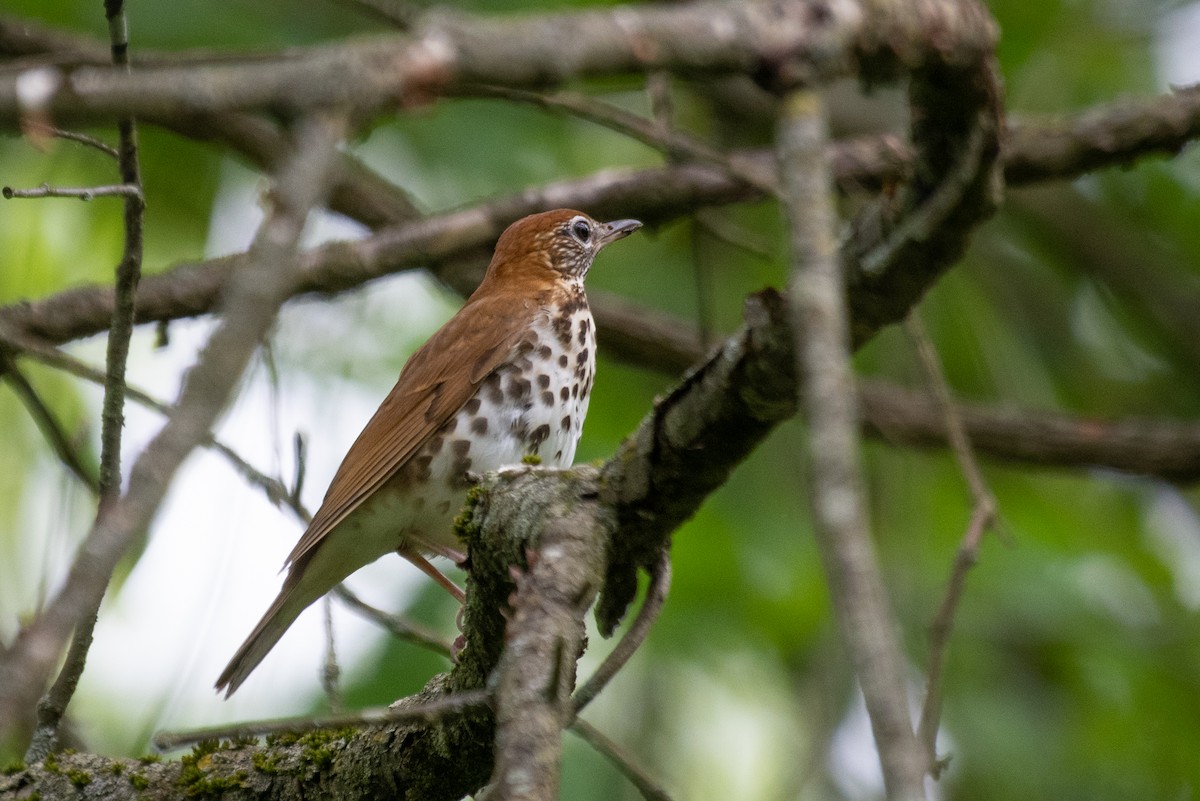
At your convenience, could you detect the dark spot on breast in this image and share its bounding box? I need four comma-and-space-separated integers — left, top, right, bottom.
571, 383, 579, 398
537, 344, 552, 360
452, 440, 471, 458
485, 374, 504, 405
537, 374, 550, 389
470, 417, 488, 435
528, 423, 550, 452
559, 288, 588, 315
577, 318, 591, 345
558, 354, 569, 368
561, 415, 572, 432
560, 386, 570, 402
439, 417, 458, 435
508, 376, 532, 401
450, 455, 473, 489
576, 348, 589, 365
426, 435, 444, 455
516, 339, 536, 355
411, 454, 433, 482
541, 390, 555, 406
554, 449, 563, 461
464, 397, 481, 415
552, 315, 573, 347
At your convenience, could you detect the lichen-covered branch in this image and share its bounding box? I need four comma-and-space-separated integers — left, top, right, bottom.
477, 471, 609, 801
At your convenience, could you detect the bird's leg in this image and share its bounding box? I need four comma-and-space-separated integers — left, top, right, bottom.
422, 541, 468, 568
397, 546, 466, 603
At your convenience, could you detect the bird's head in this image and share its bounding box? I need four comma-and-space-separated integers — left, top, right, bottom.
487, 209, 642, 286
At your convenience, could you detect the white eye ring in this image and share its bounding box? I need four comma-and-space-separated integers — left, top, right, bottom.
569, 217, 592, 244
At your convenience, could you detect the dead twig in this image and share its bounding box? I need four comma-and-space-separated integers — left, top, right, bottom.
905, 312, 997, 774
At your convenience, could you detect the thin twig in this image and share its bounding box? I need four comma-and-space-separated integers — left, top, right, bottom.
460, 84, 779, 194
22, 124, 120, 158
779, 90, 926, 800
693, 209, 775, 260
0, 350, 99, 495
569, 718, 675, 801
905, 313, 996, 774
2, 182, 141, 200
333, 585, 453, 658
572, 549, 670, 714
321, 595, 343, 713
331, 0, 423, 29
23, 0, 145, 762
152, 689, 492, 751
0, 325, 294, 506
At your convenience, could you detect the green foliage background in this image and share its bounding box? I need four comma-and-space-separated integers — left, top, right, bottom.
3, 1, 1200, 799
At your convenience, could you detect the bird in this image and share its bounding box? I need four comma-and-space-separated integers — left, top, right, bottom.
215, 209, 641, 697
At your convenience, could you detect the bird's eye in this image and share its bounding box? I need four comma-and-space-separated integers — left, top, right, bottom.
570, 219, 591, 243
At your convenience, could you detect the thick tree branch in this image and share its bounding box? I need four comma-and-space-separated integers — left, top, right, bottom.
483, 476, 609, 801
859, 381, 1200, 482
0, 1, 995, 124
0, 165, 757, 347
1, 84, 1197, 352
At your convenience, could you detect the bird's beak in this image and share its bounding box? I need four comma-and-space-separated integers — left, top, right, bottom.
597, 218, 642, 248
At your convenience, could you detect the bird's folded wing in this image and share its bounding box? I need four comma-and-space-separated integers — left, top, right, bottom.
285, 289, 540, 568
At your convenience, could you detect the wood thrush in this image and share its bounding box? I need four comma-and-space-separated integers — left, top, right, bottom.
216, 209, 641, 697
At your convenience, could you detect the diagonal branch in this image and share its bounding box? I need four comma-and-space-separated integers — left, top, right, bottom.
0, 113, 347, 748
0, 350, 98, 494
1, 85, 1198, 354
905, 313, 996, 773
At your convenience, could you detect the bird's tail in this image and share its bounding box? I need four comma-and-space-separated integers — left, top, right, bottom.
215, 576, 314, 698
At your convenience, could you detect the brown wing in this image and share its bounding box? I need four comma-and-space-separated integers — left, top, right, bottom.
285, 289, 538, 568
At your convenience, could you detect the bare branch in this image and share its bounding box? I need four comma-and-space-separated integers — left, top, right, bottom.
571, 548, 670, 715
0, 350, 98, 495
859, 380, 1200, 482
1005, 84, 1200, 182
321, 596, 343, 713
779, 89, 925, 799
1, 182, 140, 200
2, 81, 1198, 355
36, 125, 120, 158
461, 84, 779, 194
904, 313, 996, 773
331, 0, 424, 30
23, 0, 146, 761
569, 718, 675, 801
0, 113, 347, 747
0, 1, 996, 124
333, 585, 453, 658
